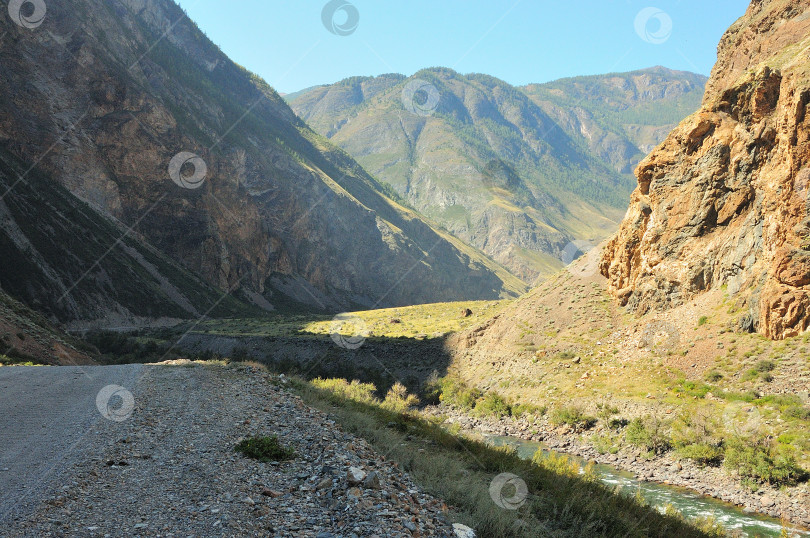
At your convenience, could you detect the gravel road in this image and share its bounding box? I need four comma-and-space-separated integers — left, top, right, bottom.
1, 362, 456, 537
0, 364, 143, 526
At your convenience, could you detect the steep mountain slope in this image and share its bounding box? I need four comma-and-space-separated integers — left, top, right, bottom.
600, 0, 810, 339
0, 0, 524, 327
0, 288, 94, 366
288, 69, 706, 283
521, 67, 707, 175
0, 146, 257, 327
289, 69, 634, 282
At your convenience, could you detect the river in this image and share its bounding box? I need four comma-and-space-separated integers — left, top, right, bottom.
485, 435, 809, 538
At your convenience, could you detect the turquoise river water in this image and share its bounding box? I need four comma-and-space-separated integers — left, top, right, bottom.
485, 435, 809, 537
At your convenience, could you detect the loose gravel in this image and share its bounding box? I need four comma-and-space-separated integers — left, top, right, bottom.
5, 362, 456, 537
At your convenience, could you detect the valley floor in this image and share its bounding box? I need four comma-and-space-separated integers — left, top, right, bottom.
46, 253, 810, 535
2, 363, 455, 537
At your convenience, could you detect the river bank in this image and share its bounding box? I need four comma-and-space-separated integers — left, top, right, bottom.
426, 405, 810, 530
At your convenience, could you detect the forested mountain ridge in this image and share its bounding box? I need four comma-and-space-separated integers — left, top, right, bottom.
289, 67, 706, 282
522, 66, 707, 175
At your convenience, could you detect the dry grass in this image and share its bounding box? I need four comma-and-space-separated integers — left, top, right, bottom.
290, 375, 717, 538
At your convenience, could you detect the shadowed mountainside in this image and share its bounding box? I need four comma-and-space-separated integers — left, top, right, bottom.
0, 0, 525, 331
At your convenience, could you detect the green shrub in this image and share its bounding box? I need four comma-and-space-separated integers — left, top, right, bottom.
626, 417, 671, 455
608, 417, 629, 430
550, 406, 597, 431
474, 392, 512, 418
784, 405, 810, 421
592, 433, 620, 455
755, 360, 776, 373
437, 378, 482, 410
676, 443, 724, 466
758, 394, 801, 406
311, 378, 378, 404
532, 450, 599, 483
723, 437, 808, 487
382, 382, 420, 412
596, 403, 620, 420
511, 403, 546, 419
718, 390, 758, 402
626, 419, 649, 447
742, 369, 759, 382
692, 515, 727, 537
704, 371, 723, 383
697, 316, 708, 326
670, 409, 721, 452
234, 435, 295, 462
777, 433, 797, 444
674, 380, 712, 398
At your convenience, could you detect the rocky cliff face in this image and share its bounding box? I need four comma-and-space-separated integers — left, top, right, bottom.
0, 0, 524, 325
600, 0, 810, 339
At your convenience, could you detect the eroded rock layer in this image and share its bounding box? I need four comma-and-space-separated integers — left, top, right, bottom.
601, 0, 810, 339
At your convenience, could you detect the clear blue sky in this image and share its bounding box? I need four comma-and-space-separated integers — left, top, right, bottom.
175, 0, 750, 94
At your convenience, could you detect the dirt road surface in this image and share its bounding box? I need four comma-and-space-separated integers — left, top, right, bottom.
0, 363, 454, 537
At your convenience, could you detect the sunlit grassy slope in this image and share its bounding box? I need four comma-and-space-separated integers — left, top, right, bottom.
192, 300, 510, 340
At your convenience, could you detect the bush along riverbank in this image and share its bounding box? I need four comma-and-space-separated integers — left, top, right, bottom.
286, 375, 731, 537
419, 378, 810, 530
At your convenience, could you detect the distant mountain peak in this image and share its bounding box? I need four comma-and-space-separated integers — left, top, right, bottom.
289, 67, 706, 282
